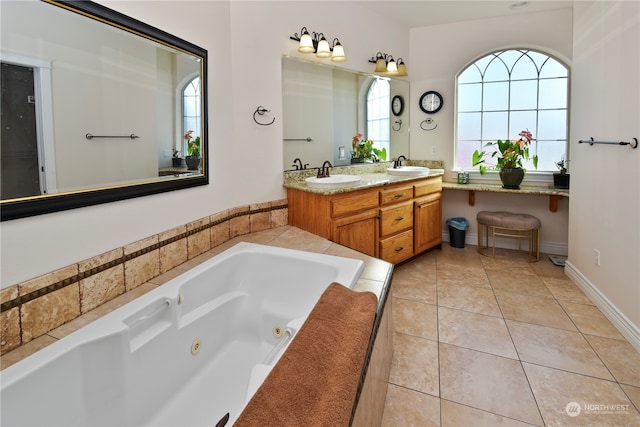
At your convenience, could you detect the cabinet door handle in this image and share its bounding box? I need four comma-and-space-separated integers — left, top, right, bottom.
394, 193, 405, 198
395, 217, 404, 222
395, 246, 404, 252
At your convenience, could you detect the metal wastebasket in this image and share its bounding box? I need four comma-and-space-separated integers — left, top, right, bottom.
446, 217, 469, 248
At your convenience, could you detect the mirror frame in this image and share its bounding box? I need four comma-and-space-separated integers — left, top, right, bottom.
1, 0, 208, 221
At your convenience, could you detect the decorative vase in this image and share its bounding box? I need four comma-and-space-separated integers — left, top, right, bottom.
553, 173, 570, 189
499, 167, 524, 189
185, 155, 201, 170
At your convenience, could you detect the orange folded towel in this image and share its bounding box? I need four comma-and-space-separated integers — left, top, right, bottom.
234, 282, 377, 427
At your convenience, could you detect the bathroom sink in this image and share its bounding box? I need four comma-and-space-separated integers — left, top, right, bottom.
305, 175, 362, 189
387, 166, 430, 176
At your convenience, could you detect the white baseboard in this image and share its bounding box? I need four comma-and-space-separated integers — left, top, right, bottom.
442, 230, 568, 256
564, 261, 640, 353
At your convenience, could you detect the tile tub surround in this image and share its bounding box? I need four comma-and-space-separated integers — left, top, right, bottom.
1, 225, 394, 427
0, 223, 394, 367
0, 200, 288, 356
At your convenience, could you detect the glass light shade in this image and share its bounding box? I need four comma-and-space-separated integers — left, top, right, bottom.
397, 62, 408, 76
315, 37, 331, 58
298, 33, 315, 53
331, 43, 346, 62
386, 60, 398, 73
374, 58, 387, 73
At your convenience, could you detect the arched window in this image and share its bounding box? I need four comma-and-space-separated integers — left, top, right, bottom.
456, 49, 569, 172
366, 78, 390, 156
182, 75, 201, 154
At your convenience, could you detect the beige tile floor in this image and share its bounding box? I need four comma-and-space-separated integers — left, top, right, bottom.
381, 244, 640, 427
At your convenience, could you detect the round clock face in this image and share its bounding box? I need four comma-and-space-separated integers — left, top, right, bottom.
419, 91, 443, 114
391, 95, 404, 116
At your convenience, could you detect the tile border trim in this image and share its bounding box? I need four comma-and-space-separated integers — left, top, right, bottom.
0, 203, 287, 313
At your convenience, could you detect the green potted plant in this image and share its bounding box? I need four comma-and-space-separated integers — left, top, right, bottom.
172, 149, 184, 168
471, 129, 538, 189
184, 130, 201, 170
351, 133, 386, 163
553, 155, 570, 189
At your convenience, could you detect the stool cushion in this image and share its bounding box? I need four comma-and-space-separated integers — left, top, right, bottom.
477, 211, 541, 230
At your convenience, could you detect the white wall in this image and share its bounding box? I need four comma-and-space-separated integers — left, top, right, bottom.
408, 7, 573, 253
0, 0, 408, 287
567, 1, 639, 331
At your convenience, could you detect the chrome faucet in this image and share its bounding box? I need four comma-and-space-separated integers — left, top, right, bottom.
292, 158, 307, 170
317, 160, 333, 178
394, 155, 407, 168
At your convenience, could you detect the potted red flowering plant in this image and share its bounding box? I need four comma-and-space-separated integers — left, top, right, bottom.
471, 129, 538, 189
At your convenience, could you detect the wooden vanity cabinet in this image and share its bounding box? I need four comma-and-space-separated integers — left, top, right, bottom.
414, 178, 443, 253
414, 192, 442, 253
332, 210, 379, 257
286, 175, 442, 264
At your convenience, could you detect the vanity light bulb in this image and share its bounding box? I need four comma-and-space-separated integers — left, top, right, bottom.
397, 62, 408, 76
316, 37, 331, 58
298, 33, 315, 53
331, 43, 346, 62
386, 60, 398, 73
374, 58, 387, 73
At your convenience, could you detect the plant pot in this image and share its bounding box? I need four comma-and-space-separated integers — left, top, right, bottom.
172, 157, 184, 167
350, 158, 365, 164
499, 167, 525, 189
553, 173, 570, 189
185, 155, 201, 170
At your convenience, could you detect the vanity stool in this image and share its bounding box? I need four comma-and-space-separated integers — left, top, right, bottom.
476, 211, 541, 262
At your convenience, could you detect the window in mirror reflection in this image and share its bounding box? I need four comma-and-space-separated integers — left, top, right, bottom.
182, 76, 201, 155
366, 79, 390, 157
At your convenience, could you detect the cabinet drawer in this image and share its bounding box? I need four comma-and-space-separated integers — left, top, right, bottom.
380, 230, 414, 264
379, 185, 413, 206
330, 190, 379, 217
414, 178, 442, 197
380, 201, 413, 237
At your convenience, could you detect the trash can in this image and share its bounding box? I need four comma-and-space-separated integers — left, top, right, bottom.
446, 217, 469, 248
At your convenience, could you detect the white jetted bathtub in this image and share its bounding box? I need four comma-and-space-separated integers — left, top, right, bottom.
0, 242, 364, 426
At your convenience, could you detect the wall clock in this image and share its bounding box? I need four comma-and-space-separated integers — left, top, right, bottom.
391, 95, 404, 116
419, 91, 443, 114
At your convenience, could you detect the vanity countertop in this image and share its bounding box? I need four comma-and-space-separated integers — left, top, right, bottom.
283, 161, 445, 195
442, 181, 570, 197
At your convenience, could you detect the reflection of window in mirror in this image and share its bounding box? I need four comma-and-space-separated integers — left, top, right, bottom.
366, 79, 390, 156
182, 76, 201, 154
456, 49, 569, 171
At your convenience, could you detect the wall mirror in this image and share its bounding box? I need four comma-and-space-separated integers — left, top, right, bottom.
0, 0, 208, 221
282, 56, 409, 171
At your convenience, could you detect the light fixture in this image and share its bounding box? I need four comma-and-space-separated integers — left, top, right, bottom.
386, 57, 398, 73
330, 39, 346, 62
290, 27, 347, 62
315, 34, 331, 58
297, 28, 315, 53
396, 58, 408, 76
369, 52, 408, 76
373, 53, 387, 72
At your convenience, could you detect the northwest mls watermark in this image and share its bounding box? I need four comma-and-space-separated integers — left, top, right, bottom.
565, 401, 631, 417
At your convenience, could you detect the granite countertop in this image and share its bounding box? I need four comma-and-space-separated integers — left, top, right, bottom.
283, 160, 445, 195
442, 181, 570, 197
